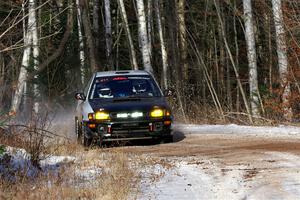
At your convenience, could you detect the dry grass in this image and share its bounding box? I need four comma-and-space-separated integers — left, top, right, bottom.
0, 147, 139, 200
0, 111, 177, 200
1, 115, 139, 199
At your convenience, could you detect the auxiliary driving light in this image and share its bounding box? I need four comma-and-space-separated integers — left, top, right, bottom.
150, 109, 164, 118
117, 113, 128, 118
131, 112, 143, 118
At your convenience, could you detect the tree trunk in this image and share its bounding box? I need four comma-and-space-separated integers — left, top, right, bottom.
22, 0, 29, 113
243, 0, 260, 116
214, 0, 253, 123
93, 0, 100, 52
0, 53, 4, 109
11, 0, 34, 114
178, 0, 188, 81
154, 0, 168, 89
233, 0, 240, 112
271, 0, 292, 120
117, 0, 138, 70
218, 18, 225, 97
136, 0, 153, 73
104, 0, 113, 69
79, 0, 99, 72
76, 0, 85, 86
166, 0, 178, 81
31, 0, 40, 113
147, 0, 153, 59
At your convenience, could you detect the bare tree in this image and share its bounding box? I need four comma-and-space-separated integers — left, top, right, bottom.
32, 0, 40, 113
11, 0, 35, 114
178, 0, 188, 81
136, 0, 153, 73
79, 0, 99, 72
104, 0, 113, 69
272, 0, 292, 120
117, 0, 138, 70
76, 0, 86, 85
147, 0, 153, 59
93, 0, 100, 51
214, 0, 253, 123
243, 0, 260, 116
154, 0, 168, 89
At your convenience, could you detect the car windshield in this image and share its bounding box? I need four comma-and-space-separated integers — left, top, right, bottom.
89, 75, 162, 99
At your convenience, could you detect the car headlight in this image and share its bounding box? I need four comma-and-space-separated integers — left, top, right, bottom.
150, 109, 164, 118
95, 111, 110, 120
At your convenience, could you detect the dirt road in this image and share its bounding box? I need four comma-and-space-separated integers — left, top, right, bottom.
113, 130, 300, 199
53, 118, 300, 199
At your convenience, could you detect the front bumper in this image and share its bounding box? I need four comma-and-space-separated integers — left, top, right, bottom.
84, 119, 172, 141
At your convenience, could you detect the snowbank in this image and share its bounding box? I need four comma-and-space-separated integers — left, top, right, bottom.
175, 124, 300, 137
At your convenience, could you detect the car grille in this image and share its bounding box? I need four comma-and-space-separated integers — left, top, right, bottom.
111, 122, 150, 134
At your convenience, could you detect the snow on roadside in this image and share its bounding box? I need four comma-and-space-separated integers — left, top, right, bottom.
139, 153, 300, 200
0, 146, 76, 180
175, 123, 300, 137
139, 160, 249, 200
138, 124, 300, 200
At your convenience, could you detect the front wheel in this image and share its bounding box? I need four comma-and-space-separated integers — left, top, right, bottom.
81, 126, 92, 147
163, 135, 173, 143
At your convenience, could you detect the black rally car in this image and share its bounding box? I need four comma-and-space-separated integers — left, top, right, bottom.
75, 70, 173, 146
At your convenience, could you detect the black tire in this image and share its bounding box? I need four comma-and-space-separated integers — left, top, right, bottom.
75, 117, 82, 144
163, 135, 173, 143
81, 126, 92, 147
152, 137, 163, 145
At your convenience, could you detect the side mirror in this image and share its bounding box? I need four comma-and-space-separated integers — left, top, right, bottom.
163, 89, 173, 97
75, 92, 86, 101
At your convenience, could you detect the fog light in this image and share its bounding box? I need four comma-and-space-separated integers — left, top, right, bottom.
150, 109, 163, 118
95, 111, 110, 120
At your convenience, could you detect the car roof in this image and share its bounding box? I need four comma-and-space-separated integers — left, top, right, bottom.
95, 70, 150, 78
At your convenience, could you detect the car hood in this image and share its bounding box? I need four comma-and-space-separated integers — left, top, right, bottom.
88, 97, 169, 112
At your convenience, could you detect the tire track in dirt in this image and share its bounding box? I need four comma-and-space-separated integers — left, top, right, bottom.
121, 132, 300, 199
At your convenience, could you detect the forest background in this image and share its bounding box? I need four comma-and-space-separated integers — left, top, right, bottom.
1, 0, 300, 124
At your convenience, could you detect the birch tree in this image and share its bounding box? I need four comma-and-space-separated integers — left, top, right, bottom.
104, 0, 113, 69
11, 0, 35, 114
93, 0, 100, 51
76, 0, 85, 85
272, 0, 292, 120
214, 0, 253, 123
79, 0, 98, 72
178, 0, 188, 81
147, 0, 153, 59
136, 0, 153, 73
117, 0, 138, 70
243, 0, 260, 116
32, 0, 40, 113
154, 0, 168, 89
